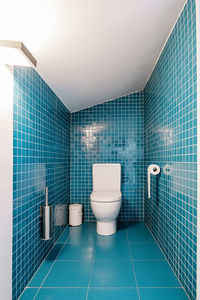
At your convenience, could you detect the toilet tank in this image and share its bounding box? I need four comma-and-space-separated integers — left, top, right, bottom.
92, 164, 121, 191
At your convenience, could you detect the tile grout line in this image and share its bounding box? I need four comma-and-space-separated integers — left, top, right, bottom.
32, 230, 72, 300
144, 222, 190, 299
21, 223, 189, 298
85, 234, 97, 300
17, 226, 70, 299
54, 259, 165, 262
27, 284, 186, 289
125, 225, 141, 300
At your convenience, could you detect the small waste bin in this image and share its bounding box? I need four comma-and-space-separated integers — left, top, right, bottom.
69, 204, 83, 226
55, 204, 67, 226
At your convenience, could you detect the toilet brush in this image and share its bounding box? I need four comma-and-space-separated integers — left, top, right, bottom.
40, 187, 53, 240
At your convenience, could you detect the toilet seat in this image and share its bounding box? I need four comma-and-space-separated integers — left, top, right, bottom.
90, 191, 122, 203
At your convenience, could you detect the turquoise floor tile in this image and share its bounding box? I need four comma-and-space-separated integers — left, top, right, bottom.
19, 288, 38, 299
139, 288, 188, 300
80, 222, 96, 230
130, 243, 165, 260
134, 261, 181, 287
126, 222, 147, 232
57, 243, 94, 260
28, 244, 63, 287
21, 222, 188, 300
42, 261, 92, 287
46, 244, 64, 260
126, 222, 155, 243
117, 222, 128, 230
68, 227, 96, 244
28, 260, 54, 287
95, 240, 130, 261
69, 222, 96, 233
56, 227, 70, 243
35, 288, 87, 300
90, 261, 136, 287
96, 229, 127, 245
88, 288, 139, 300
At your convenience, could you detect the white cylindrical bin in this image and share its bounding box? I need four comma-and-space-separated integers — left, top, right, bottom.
69, 204, 83, 226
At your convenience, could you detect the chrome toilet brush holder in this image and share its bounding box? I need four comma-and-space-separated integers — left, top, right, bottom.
40, 187, 53, 240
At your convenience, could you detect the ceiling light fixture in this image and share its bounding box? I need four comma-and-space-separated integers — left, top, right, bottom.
0, 40, 37, 67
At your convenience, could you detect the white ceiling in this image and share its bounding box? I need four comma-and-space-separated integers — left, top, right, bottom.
1, 0, 186, 112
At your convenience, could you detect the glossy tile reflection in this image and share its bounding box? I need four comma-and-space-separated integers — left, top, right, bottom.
19, 222, 188, 300
144, 0, 197, 298
13, 67, 70, 300
71, 92, 144, 221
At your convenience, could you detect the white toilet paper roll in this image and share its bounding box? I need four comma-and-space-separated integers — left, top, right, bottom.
147, 164, 160, 198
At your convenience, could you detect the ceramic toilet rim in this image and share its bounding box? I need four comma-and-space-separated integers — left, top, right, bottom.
91, 199, 121, 204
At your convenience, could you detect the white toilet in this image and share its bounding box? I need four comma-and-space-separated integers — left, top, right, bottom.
90, 163, 122, 235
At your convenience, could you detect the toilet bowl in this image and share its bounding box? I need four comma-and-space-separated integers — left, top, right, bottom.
90, 164, 122, 235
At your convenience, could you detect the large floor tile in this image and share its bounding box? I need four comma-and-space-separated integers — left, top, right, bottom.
130, 243, 165, 261
42, 261, 92, 287
134, 261, 181, 287
68, 227, 96, 244
88, 288, 139, 300
90, 261, 136, 287
46, 244, 64, 260
126, 222, 155, 243
69, 222, 96, 233
96, 229, 127, 245
35, 288, 87, 300
21, 222, 189, 300
28, 260, 54, 287
95, 240, 130, 261
117, 222, 128, 230
139, 288, 188, 300
81, 222, 96, 230
57, 243, 94, 260
56, 227, 70, 243
19, 288, 38, 299
29, 243, 64, 286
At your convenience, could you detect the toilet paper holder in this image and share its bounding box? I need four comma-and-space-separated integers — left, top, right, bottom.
147, 164, 160, 198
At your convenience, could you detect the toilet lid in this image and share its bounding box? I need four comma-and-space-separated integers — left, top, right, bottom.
90, 191, 122, 203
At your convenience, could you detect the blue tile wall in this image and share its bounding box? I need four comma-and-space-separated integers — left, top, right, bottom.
13, 67, 70, 300
144, 0, 197, 299
71, 92, 144, 221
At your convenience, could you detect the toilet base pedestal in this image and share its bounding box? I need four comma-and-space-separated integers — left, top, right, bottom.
97, 220, 116, 235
